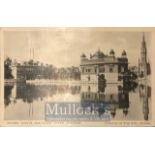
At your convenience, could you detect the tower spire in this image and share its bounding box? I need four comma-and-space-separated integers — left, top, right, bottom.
33, 48, 34, 60
142, 32, 145, 42
141, 32, 147, 53
30, 48, 31, 60
139, 32, 148, 77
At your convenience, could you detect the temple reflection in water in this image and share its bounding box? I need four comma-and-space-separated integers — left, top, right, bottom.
81, 82, 130, 118
4, 82, 151, 120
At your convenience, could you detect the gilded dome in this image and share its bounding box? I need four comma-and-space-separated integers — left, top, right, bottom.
122, 50, 127, 56
109, 49, 115, 56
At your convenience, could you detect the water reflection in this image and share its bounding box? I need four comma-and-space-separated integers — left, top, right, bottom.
4, 82, 151, 120
81, 82, 137, 119
139, 84, 151, 120
5, 84, 81, 105
4, 85, 14, 107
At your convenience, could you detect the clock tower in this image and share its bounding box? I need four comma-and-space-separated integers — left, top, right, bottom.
139, 33, 148, 77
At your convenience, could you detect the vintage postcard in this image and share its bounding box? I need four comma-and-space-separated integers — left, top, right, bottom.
0, 27, 154, 126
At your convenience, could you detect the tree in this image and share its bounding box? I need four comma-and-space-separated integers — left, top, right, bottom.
4, 57, 14, 79
28, 59, 34, 65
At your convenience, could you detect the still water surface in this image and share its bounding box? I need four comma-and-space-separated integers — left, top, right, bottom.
4, 82, 151, 121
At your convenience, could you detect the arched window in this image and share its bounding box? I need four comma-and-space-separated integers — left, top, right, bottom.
109, 64, 114, 72
88, 86, 91, 91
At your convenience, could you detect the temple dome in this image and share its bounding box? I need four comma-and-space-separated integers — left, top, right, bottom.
123, 108, 128, 116
81, 53, 86, 58
122, 50, 127, 56
94, 49, 104, 58
109, 49, 115, 56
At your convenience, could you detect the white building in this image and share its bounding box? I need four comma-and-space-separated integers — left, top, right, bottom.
80, 49, 128, 84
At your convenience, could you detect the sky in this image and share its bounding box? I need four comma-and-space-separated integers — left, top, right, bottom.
3, 28, 151, 67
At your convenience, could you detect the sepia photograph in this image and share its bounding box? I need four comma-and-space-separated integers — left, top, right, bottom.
1, 28, 154, 126
1, 1, 155, 155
